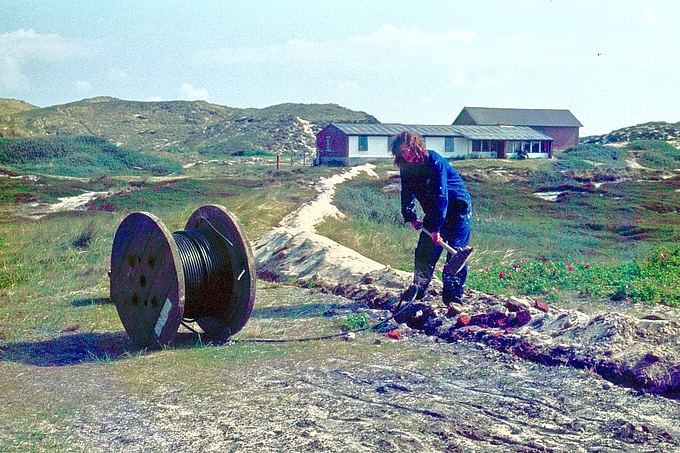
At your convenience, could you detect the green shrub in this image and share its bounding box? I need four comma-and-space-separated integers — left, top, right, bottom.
230, 149, 275, 157
551, 157, 596, 171
626, 140, 680, 169
340, 313, 370, 330
562, 144, 628, 162
0, 136, 182, 177
554, 144, 627, 170
197, 133, 272, 156
333, 183, 405, 225
468, 248, 680, 306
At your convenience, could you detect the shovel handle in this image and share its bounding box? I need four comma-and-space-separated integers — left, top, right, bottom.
422, 228, 458, 255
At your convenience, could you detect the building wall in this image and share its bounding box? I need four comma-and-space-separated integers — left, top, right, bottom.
316, 128, 553, 166
536, 126, 579, 150
347, 135, 393, 159
316, 125, 348, 161
452, 108, 580, 152
424, 136, 470, 159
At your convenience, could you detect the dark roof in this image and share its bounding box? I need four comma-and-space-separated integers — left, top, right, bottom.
328, 123, 552, 141
453, 107, 583, 128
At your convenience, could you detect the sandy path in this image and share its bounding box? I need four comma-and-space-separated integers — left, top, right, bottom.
252, 164, 408, 287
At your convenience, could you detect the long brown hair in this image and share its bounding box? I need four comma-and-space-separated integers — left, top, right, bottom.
391, 131, 428, 167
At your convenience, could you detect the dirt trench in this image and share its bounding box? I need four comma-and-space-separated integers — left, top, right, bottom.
253, 164, 680, 395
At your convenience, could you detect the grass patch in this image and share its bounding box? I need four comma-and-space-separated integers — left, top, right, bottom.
553, 143, 628, 170
625, 140, 680, 169
0, 136, 182, 177
318, 159, 680, 306
468, 247, 680, 306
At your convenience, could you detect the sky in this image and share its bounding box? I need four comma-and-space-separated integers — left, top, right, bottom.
1, 0, 679, 137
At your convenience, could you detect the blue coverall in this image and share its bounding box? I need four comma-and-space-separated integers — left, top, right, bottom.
399, 150, 472, 304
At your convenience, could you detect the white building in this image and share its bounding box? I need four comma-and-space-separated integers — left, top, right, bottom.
316, 123, 554, 166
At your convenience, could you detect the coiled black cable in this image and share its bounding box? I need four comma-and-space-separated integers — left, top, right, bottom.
173, 228, 232, 320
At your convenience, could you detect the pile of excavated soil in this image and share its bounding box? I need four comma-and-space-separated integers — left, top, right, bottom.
253, 164, 680, 393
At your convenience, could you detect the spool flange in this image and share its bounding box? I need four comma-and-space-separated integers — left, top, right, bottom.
184, 205, 256, 341
109, 205, 255, 347
110, 212, 185, 347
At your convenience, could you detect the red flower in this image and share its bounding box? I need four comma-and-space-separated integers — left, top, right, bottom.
499, 271, 505, 279
585, 263, 591, 269
662, 252, 668, 259
567, 266, 574, 272
512, 263, 519, 269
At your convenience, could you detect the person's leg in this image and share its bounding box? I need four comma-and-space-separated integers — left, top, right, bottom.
411, 230, 443, 298
441, 209, 472, 305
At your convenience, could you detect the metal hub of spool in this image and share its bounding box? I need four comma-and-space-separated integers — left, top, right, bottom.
109, 205, 256, 347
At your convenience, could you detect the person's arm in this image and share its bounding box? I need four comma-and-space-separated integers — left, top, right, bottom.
423, 159, 449, 240
400, 171, 418, 224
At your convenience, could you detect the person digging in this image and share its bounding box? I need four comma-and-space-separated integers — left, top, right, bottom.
391, 130, 474, 308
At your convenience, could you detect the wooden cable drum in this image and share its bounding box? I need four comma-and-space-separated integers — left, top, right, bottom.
109, 205, 256, 347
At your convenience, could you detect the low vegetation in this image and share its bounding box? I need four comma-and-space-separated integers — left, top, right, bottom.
0, 118, 679, 450
0, 136, 181, 177
0, 97, 377, 156
321, 143, 680, 307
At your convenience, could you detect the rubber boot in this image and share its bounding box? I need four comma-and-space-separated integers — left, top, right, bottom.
442, 264, 467, 306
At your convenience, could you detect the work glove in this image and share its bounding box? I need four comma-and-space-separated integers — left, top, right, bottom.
431, 231, 442, 246
410, 220, 423, 230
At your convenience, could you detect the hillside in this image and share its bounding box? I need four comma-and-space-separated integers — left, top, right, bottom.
581, 120, 680, 146
0, 97, 377, 156
4, 96, 680, 157
0, 99, 38, 119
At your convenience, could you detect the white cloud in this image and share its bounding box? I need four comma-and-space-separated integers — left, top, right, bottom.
75, 80, 93, 91
451, 69, 466, 87
0, 28, 86, 91
333, 80, 362, 99
641, 9, 663, 28
108, 67, 128, 82
194, 24, 482, 123
197, 24, 477, 68
179, 83, 210, 101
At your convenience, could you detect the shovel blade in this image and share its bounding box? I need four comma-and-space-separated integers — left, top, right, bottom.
442, 246, 474, 275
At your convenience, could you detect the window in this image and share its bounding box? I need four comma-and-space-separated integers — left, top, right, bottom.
508, 141, 521, 153
325, 136, 331, 151
358, 135, 368, 151
445, 137, 455, 153
489, 141, 500, 153
472, 140, 481, 152
531, 141, 541, 153
472, 140, 496, 152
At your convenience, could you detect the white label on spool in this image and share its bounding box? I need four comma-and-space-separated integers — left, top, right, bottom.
154, 297, 173, 338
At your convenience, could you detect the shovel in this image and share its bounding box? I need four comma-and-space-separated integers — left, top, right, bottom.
422, 228, 474, 275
